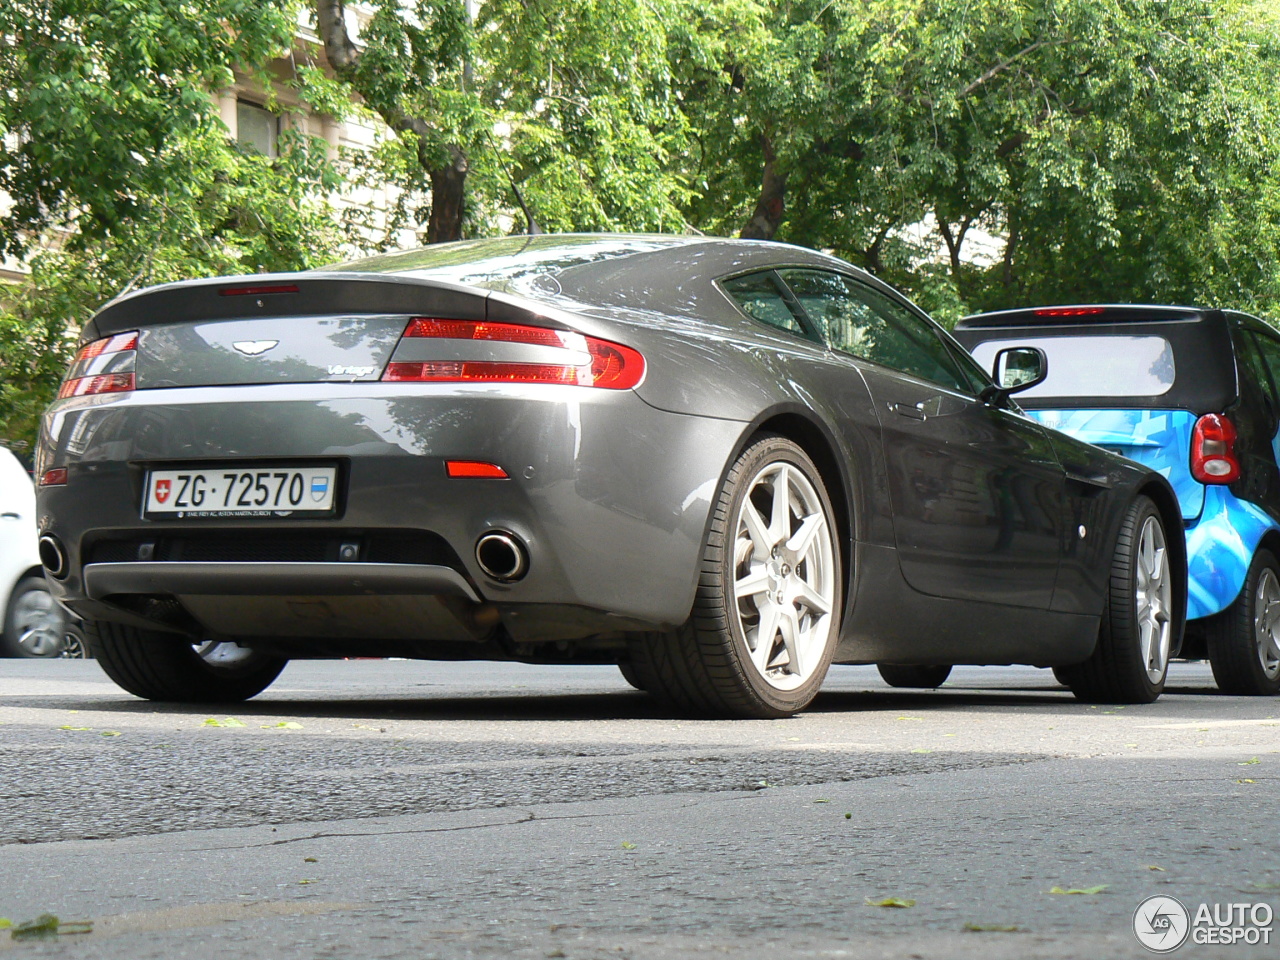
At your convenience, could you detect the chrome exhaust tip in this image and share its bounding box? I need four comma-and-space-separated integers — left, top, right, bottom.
475, 532, 528, 582
39, 535, 68, 580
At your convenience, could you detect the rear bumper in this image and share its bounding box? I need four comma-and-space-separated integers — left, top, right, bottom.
37, 382, 747, 643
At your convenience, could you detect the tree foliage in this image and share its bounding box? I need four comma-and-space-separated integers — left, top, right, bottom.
0, 0, 342, 448
5, 0, 1280, 449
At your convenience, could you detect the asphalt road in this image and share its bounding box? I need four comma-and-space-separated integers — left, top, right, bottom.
0, 658, 1277, 959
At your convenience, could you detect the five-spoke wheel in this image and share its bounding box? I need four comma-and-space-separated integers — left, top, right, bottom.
1059, 496, 1174, 703
1207, 548, 1280, 695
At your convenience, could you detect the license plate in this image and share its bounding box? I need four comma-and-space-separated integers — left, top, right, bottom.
143, 466, 339, 519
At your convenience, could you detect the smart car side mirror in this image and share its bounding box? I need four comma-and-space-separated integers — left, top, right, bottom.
980, 346, 1048, 406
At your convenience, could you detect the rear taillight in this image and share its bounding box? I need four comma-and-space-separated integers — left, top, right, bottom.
382, 318, 645, 390
1191, 413, 1240, 484
1033, 307, 1107, 317
58, 332, 138, 398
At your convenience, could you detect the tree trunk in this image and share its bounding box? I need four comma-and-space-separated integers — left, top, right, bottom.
740, 135, 787, 241
428, 146, 468, 243
317, 0, 468, 244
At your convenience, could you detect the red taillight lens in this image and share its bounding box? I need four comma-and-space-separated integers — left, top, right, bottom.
39, 468, 68, 486
1033, 307, 1107, 317
384, 318, 645, 390
445, 460, 509, 479
58, 331, 139, 399
1191, 413, 1240, 484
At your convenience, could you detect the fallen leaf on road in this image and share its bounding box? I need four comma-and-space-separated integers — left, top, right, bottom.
620, 842, 636, 850
0, 920, 10, 929
1049, 885, 1108, 895
812, 798, 830, 803
865, 897, 915, 908
59, 725, 91, 731
100, 731, 120, 737
1237, 779, 1256, 784
10, 914, 92, 941
263, 722, 304, 729
910, 748, 933, 754
304, 857, 318, 863
964, 922, 1020, 932
1238, 757, 1261, 765
1147, 865, 1166, 872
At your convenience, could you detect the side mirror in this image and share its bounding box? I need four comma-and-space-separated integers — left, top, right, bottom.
981, 346, 1048, 406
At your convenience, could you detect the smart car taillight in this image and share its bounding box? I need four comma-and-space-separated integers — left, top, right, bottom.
58, 332, 138, 398
1191, 413, 1240, 484
382, 318, 645, 390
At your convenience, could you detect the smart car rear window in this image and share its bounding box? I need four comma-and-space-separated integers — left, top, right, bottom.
969, 335, 1175, 399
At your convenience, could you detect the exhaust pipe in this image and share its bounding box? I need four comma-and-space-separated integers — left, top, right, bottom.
39, 535, 68, 580
475, 531, 528, 582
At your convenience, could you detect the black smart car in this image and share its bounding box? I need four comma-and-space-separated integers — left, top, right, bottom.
954, 305, 1280, 696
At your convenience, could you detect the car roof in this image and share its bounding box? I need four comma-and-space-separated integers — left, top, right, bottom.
950, 304, 1239, 414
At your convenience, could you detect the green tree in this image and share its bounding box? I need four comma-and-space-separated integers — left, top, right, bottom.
675, 0, 1280, 323
0, 0, 343, 449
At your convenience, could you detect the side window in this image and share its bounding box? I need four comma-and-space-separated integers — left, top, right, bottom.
720, 271, 808, 337
777, 268, 973, 394
1239, 331, 1276, 404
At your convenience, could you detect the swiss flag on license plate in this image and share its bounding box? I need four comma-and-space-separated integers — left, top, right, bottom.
155, 479, 171, 504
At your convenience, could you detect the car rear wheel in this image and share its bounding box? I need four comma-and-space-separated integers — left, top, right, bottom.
84, 620, 286, 702
2, 576, 66, 658
877, 664, 952, 688
627, 435, 842, 718
1061, 496, 1171, 704
1206, 548, 1280, 696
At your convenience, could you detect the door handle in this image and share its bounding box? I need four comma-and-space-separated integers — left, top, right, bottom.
1, 512, 20, 520
890, 402, 926, 421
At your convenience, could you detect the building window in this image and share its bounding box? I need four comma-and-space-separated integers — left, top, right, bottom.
236, 101, 279, 157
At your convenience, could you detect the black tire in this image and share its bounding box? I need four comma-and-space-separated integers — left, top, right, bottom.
84, 620, 286, 702
617, 660, 647, 691
1064, 496, 1172, 704
877, 664, 951, 688
1051, 666, 1073, 687
1205, 548, 1280, 696
626, 435, 843, 719
2, 576, 66, 658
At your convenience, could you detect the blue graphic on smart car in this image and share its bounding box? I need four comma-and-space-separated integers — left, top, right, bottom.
1027, 407, 1280, 620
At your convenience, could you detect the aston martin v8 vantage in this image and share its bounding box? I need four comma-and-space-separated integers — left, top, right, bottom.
36, 235, 1186, 717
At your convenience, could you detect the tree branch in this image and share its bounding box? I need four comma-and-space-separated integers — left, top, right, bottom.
957, 39, 1072, 99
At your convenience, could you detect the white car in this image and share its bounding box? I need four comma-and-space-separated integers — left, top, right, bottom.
1, 447, 66, 657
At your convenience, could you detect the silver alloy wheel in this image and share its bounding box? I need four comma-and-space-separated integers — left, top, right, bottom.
1135, 514, 1173, 683
12, 587, 63, 657
1252, 567, 1280, 681
731, 460, 837, 692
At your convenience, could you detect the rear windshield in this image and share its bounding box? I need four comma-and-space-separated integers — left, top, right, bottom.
970, 335, 1176, 399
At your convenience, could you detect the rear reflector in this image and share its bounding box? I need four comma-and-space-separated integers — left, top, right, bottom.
219, 283, 300, 297
1033, 307, 1108, 317
58, 331, 139, 398
445, 460, 510, 479
39, 468, 68, 486
386, 318, 645, 390
1191, 413, 1240, 484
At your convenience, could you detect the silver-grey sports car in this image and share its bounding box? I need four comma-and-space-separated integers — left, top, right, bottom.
36, 234, 1186, 717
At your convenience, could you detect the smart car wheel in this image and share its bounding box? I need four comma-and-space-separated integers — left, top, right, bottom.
628, 435, 842, 719
1063, 496, 1171, 704
877, 664, 952, 689
83, 620, 286, 702
1206, 548, 1280, 696
1, 576, 66, 658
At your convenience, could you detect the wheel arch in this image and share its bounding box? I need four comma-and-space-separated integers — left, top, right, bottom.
1138, 477, 1189, 653
731, 406, 857, 601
